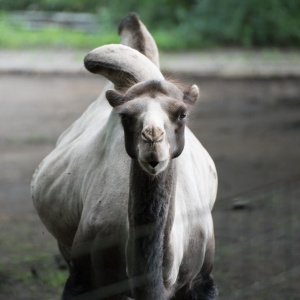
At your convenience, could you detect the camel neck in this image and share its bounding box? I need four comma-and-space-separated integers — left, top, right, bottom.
127, 159, 177, 299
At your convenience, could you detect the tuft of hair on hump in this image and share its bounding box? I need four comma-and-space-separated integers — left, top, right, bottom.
164, 75, 189, 93
165, 75, 200, 104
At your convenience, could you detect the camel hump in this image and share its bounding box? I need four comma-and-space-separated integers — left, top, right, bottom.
119, 12, 160, 68
84, 44, 163, 91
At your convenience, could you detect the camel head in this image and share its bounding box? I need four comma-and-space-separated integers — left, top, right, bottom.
84, 28, 199, 175
106, 80, 199, 175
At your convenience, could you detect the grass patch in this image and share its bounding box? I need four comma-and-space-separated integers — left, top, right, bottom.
0, 220, 67, 294
0, 12, 210, 50
0, 13, 118, 49
0, 250, 67, 293
43, 269, 68, 288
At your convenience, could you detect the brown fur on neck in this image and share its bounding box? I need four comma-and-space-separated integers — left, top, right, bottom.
126, 159, 177, 299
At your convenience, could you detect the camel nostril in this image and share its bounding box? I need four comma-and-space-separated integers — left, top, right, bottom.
142, 131, 150, 141
142, 127, 164, 143
149, 161, 159, 168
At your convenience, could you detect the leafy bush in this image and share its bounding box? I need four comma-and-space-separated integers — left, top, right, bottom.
181, 0, 300, 47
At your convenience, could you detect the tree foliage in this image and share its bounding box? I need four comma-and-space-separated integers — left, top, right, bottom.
1, 0, 300, 47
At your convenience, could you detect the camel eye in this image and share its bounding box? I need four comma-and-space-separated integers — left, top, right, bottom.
179, 112, 187, 120
119, 113, 133, 125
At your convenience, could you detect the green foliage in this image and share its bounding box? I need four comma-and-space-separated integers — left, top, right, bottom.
0, 13, 118, 49
0, 12, 197, 50
1, 0, 300, 48
182, 0, 300, 47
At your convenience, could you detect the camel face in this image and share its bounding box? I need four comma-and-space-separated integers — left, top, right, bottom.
106, 80, 193, 175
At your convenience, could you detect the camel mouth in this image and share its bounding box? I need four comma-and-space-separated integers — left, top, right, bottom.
138, 158, 169, 175
149, 161, 159, 168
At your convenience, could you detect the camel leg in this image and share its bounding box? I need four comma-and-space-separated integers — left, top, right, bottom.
173, 236, 218, 300
61, 254, 92, 300
173, 273, 217, 300
60, 256, 131, 300
188, 236, 218, 300
58, 242, 90, 299
63, 231, 129, 300
188, 274, 217, 300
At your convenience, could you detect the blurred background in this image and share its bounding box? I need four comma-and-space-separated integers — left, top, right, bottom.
1, 0, 300, 49
0, 0, 300, 299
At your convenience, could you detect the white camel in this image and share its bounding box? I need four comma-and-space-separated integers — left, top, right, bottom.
31, 13, 218, 300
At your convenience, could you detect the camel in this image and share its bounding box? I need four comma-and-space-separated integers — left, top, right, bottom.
31, 13, 218, 300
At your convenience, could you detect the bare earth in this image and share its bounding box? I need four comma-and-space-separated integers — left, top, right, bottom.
0, 73, 299, 299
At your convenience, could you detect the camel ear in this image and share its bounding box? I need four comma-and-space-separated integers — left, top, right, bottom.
84, 44, 164, 92
183, 84, 200, 105
106, 90, 125, 107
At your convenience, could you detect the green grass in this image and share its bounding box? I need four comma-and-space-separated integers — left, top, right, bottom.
0, 16, 118, 49
0, 13, 207, 50
0, 226, 67, 296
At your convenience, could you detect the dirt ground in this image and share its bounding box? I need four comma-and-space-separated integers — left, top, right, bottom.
0, 74, 299, 299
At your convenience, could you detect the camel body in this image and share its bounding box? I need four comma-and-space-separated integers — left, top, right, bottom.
32, 13, 218, 300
